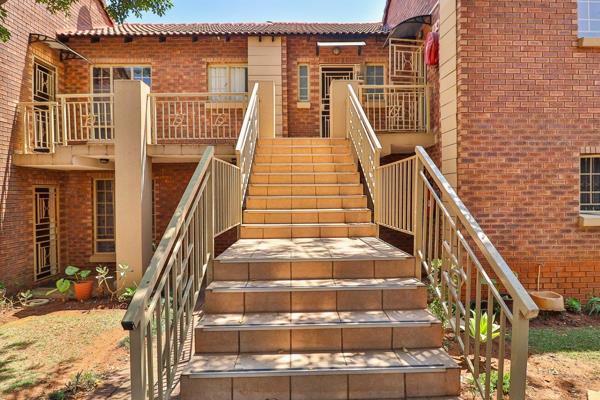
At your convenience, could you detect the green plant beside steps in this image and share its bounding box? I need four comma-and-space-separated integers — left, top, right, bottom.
47, 279, 71, 298
468, 311, 501, 343
565, 297, 582, 313
65, 266, 91, 282
586, 296, 600, 316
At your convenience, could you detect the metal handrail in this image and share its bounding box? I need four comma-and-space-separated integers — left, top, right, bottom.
235, 83, 260, 200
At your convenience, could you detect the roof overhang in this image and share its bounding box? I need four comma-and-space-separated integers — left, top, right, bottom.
317, 41, 366, 47
29, 33, 89, 61
385, 15, 432, 45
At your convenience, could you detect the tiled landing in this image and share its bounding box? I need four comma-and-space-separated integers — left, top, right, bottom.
216, 237, 412, 263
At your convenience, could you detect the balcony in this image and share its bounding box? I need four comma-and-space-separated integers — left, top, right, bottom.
15, 91, 249, 168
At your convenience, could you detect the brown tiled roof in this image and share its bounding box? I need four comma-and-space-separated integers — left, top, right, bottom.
59, 22, 388, 37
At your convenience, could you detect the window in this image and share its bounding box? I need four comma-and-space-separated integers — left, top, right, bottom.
208, 65, 248, 101
581, 156, 600, 212
94, 179, 115, 253
365, 64, 385, 96
578, 1, 600, 38
92, 66, 152, 93
298, 64, 310, 102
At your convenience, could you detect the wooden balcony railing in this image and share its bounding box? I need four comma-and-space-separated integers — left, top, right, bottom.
359, 84, 430, 133
19, 94, 115, 153
149, 92, 248, 144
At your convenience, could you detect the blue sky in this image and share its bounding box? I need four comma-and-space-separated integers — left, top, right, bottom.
127, 0, 387, 23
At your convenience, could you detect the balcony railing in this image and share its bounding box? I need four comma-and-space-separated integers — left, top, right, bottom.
149, 92, 248, 144
359, 84, 430, 133
19, 94, 114, 153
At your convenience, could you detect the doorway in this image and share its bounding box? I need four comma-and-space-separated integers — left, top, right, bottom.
320, 66, 355, 138
33, 186, 59, 281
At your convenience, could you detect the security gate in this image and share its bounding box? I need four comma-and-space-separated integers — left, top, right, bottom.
320, 66, 355, 137
33, 187, 58, 280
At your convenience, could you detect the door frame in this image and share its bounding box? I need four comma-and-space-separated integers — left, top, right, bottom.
319, 64, 360, 138
32, 185, 60, 281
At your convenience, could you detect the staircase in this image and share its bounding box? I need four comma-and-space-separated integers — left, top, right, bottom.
179, 138, 460, 400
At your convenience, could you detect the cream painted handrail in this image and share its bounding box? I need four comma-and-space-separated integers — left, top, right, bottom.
122, 146, 242, 400
412, 146, 538, 400
235, 83, 260, 200
376, 156, 415, 234
346, 84, 382, 206
149, 92, 248, 143
359, 84, 430, 133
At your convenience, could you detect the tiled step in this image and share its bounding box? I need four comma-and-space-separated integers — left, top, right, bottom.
252, 162, 357, 173
246, 195, 367, 209
256, 145, 350, 155
248, 183, 364, 196
259, 137, 349, 146
204, 278, 427, 313
195, 310, 443, 353
243, 209, 372, 224
180, 349, 461, 399
250, 172, 360, 184
255, 154, 354, 164
240, 222, 377, 238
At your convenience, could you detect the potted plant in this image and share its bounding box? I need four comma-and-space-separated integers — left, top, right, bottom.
47, 278, 72, 301
65, 265, 93, 301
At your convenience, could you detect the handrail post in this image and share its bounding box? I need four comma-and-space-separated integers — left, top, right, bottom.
509, 304, 530, 400
61, 96, 67, 145
412, 156, 424, 280
49, 105, 55, 153
129, 326, 146, 400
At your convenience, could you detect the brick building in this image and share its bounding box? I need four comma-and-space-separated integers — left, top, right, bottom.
2, 0, 599, 304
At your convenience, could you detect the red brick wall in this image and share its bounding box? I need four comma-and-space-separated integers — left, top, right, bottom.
383, 0, 438, 27
285, 36, 388, 136
63, 36, 248, 93
456, 0, 600, 300
0, 0, 110, 291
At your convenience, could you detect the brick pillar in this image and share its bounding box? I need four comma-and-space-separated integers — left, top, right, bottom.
113, 80, 153, 287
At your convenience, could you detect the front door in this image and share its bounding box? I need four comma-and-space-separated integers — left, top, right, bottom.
320, 66, 355, 138
33, 187, 59, 280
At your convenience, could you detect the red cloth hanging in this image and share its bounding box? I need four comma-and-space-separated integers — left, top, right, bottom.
425, 31, 439, 66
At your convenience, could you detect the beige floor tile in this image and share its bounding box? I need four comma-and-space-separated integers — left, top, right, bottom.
291, 213, 319, 224
204, 292, 244, 313
393, 324, 443, 348
348, 224, 377, 237
293, 197, 317, 208
263, 227, 292, 239
213, 262, 249, 281
337, 290, 382, 311
243, 212, 265, 224
233, 377, 290, 400
239, 330, 290, 353
291, 375, 347, 400
249, 261, 291, 280
235, 353, 292, 371
405, 369, 461, 397
343, 328, 392, 350
320, 226, 348, 238
291, 291, 336, 311
333, 260, 374, 278
290, 311, 340, 325
181, 377, 232, 400
264, 212, 292, 224
240, 227, 263, 239
291, 328, 342, 351
318, 211, 345, 223
292, 226, 320, 238
195, 330, 239, 353
292, 186, 316, 195
383, 288, 427, 310
268, 186, 293, 196
375, 260, 413, 278
245, 292, 291, 312
348, 373, 404, 399
291, 261, 332, 279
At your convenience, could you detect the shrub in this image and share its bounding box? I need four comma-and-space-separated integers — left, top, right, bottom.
586, 296, 600, 316
469, 371, 510, 395
565, 297, 582, 313
469, 311, 500, 343
47, 390, 66, 400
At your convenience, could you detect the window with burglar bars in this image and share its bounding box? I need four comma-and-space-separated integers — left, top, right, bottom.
94, 179, 115, 253
581, 156, 600, 212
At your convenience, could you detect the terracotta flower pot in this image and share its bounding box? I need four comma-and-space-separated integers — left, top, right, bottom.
73, 280, 94, 301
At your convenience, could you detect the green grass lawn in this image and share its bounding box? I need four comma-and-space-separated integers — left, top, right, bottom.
529, 326, 600, 362
0, 308, 125, 395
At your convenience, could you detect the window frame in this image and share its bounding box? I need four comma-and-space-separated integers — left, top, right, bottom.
207, 64, 249, 94
365, 63, 386, 86
93, 178, 116, 255
580, 155, 600, 214
578, 0, 600, 38
89, 64, 153, 94
297, 64, 310, 103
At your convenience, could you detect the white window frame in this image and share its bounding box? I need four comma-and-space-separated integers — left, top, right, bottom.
298, 64, 310, 102
93, 178, 115, 255
208, 64, 248, 95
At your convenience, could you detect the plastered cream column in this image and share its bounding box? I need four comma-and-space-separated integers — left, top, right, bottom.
113, 80, 153, 287
329, 80, 361, 138
251, 80, 276, 138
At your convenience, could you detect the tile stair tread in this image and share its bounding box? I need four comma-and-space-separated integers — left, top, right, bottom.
198, 309, 440, 330
251, 172, 358, 175
241, 222, 374, 227
183, 348, 458, 378
216, 237, 413, 263
250, 183, 362, 186
244, 208, 370, 213
247, 195, 366, 198
253, 162, 355, 165
207, 277, 424, 292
